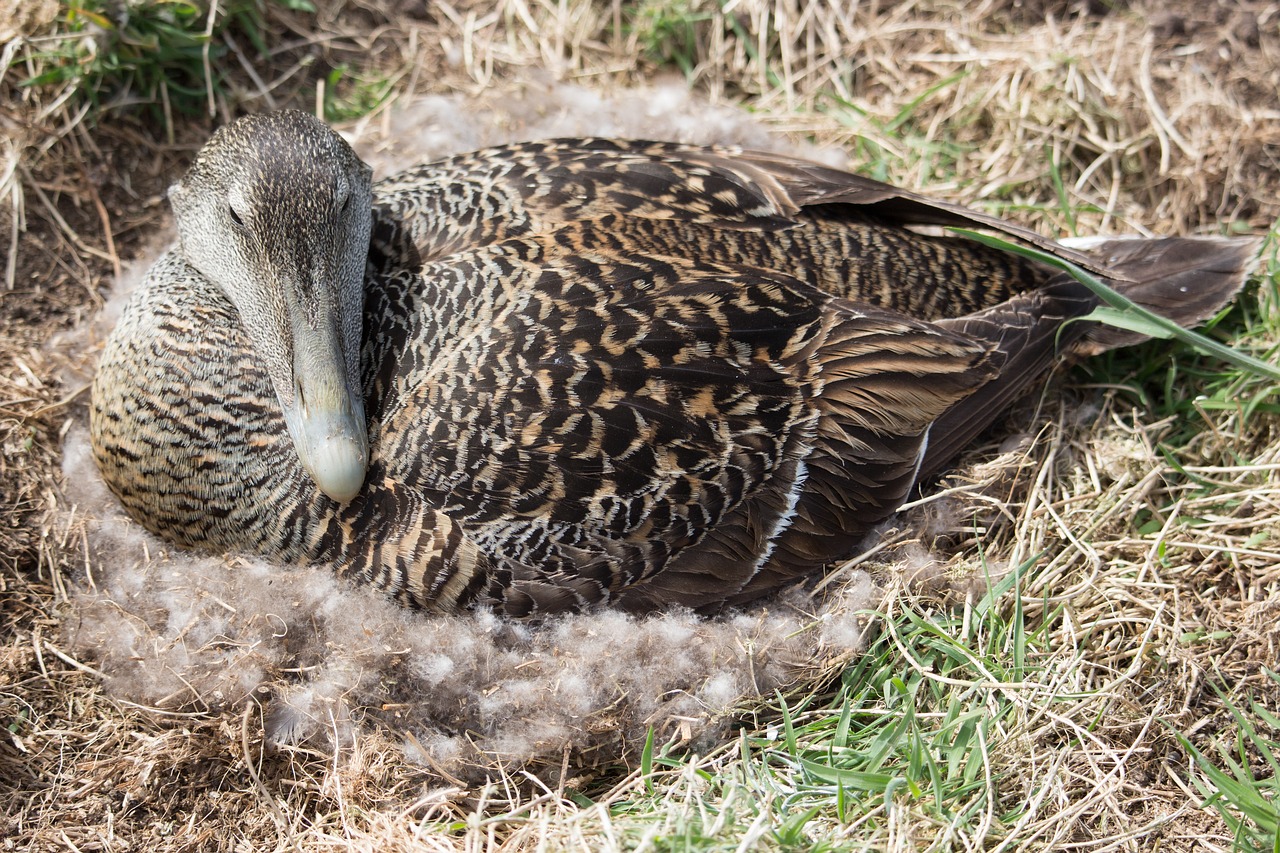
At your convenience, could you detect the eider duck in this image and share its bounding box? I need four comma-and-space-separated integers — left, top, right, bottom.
90, 110, 1256, 616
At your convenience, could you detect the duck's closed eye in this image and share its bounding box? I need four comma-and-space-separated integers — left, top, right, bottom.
229, 206, 246, 230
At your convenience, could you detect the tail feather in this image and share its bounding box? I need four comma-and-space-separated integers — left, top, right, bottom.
1068, 236, 1261, 355
920, 235, 1259, 479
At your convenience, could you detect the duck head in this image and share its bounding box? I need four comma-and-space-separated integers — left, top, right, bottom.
168, 110, 373, 502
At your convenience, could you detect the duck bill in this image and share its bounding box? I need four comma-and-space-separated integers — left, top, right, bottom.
283, 325, 369, 503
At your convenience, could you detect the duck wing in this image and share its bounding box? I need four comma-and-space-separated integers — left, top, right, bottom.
336, 218, 999, 614
374, 138, 1113, 278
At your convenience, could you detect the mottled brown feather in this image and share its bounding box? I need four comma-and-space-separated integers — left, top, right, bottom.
90, 115, 1257, 616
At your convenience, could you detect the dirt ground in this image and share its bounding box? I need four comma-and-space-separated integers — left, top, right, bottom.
2, 0, 1278, 849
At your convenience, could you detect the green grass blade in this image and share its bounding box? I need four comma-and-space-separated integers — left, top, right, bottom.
776, 690, 798, 757
1046, 147, 1078, 236
640, 726, 655, 793
1079, 306, 1175, 339
886, 71, 970, 133
797, 758, 899, 791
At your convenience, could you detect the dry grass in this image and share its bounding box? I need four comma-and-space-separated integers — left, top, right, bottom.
2, 0, 1279, 850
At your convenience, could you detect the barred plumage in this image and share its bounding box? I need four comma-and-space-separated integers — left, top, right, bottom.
90, 111, 1256, 616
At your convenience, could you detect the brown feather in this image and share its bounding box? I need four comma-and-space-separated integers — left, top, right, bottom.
90, 114, 1258, 616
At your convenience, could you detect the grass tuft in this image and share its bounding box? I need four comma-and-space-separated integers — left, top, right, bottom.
20, 0, 287, 123
631, 0, 715, 79
1174, 678, 1280, 852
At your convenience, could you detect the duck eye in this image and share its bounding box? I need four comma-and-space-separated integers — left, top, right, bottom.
229, 206, 246, 230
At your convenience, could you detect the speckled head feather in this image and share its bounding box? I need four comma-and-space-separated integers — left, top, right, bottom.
90, 114, 1258, 616
168, 110, 374, 502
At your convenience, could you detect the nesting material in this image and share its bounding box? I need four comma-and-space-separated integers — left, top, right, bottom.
62, 418, 875, 775
59, 83, 881, 779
